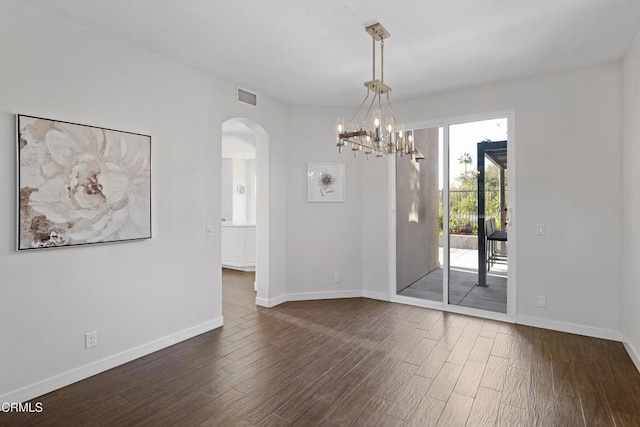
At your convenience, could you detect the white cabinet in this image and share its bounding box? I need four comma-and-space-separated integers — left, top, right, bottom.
221, 223, 256, 271
245, 227, 256, 265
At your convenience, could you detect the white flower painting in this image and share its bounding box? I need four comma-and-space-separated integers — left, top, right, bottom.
307, 163, 345, 203
17, 115, 151, 250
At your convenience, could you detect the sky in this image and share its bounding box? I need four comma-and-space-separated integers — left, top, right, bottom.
436, 117, 508, 190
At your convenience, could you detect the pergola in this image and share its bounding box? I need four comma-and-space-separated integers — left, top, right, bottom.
476, 140, 507, 287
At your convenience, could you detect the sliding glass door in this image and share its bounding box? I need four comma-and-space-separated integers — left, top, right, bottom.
395, 115, 510, 315
447, 118, 508, 313
395, 126, 443, 302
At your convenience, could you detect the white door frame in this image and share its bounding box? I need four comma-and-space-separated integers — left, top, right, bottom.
388, 110, 516, 323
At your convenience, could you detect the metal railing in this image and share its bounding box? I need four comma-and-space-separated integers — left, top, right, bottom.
442, 189, 504, 234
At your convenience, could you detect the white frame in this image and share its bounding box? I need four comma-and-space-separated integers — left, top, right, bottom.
307, 163, 346, 203
388, 110, 516, 323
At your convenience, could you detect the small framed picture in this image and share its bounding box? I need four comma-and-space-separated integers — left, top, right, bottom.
307, 163, 345, 203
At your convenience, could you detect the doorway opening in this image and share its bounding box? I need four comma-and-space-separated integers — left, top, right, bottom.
221, 118, 269, 309
392, 112, 514, 320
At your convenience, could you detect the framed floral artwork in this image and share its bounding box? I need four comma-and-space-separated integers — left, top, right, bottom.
16, 115, 151, 250
307, 163, 345, 203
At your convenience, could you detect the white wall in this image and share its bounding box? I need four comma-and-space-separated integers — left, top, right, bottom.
228, 158, 256, 224
247, 159, 257, 224
284, 64, 625, 337
221, 158, 233, 221
623, 28, 640, 367
285, 107, 365, 298
232, 158, 248, 222
359, 63, 623, 337
2, 0, 633, 402
0, 0, 289, 401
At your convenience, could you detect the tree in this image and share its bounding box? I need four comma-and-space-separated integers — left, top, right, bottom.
457, 152, 472, 174
441, 163, 507, 235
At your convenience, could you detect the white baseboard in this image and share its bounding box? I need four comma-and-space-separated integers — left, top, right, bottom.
256, 294, 287, 308
391, 294, 445, 310
1, 317, 223, 403
362, 290, 389, 302
516, 315, 622, 341
285, 290, 363, 302
256, 290, 365, 307
623, 337, 640, 373
284, 289, 362, 301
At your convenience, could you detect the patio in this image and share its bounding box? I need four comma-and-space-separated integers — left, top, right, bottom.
398, 247, 507, 313
395, 137, 508, 314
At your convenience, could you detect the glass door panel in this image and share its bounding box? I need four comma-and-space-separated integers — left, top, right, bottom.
448, 118, 508, 313
395, 126, 443, 301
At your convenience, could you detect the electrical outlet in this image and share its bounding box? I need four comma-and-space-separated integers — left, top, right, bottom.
537, 295, 547, 308
333, 273, 341, 283
206, 225, 214, 237
85, 331, 97, 349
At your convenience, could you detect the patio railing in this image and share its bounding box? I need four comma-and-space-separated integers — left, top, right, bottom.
441, 189, 504, 234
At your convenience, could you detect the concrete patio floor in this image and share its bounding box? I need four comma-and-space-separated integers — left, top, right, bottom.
398, 247, 508, 313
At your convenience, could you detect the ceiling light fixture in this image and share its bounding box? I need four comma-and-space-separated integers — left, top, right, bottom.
336, 23, 424, 162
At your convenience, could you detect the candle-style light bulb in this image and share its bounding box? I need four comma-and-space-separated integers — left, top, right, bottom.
336, 118, 345, 149
336, 119, 344, 149
374, 117, 380, 129
407, 131, 415, 155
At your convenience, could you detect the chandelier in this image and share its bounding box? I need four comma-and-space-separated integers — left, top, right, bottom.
336, 23, 424, 162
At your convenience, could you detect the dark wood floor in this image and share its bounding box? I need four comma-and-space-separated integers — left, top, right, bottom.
3, 268, 640, 426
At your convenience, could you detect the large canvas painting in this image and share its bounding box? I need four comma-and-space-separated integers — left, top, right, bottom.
17, 115, 151, 250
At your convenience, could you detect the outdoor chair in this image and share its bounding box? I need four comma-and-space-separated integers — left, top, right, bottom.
486, 218, 507, 270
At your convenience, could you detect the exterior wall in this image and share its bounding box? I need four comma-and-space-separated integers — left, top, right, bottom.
396, 128, 440, 291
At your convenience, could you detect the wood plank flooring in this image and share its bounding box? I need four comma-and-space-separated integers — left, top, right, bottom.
2, 268, 640, 426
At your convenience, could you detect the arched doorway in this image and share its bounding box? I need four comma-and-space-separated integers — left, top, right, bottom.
221, 118, 269, 306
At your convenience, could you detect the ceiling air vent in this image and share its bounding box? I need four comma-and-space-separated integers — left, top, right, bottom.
237, 87, 258, 107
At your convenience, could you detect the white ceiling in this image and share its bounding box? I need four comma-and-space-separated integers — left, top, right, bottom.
20, 0, 640, 106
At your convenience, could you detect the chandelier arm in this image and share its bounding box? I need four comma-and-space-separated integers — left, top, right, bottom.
346, 88, 371, 130
386, 91, 400, 130
378, 94, 391, 153
378, 92, 388, 131
362, 90, 379, 129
